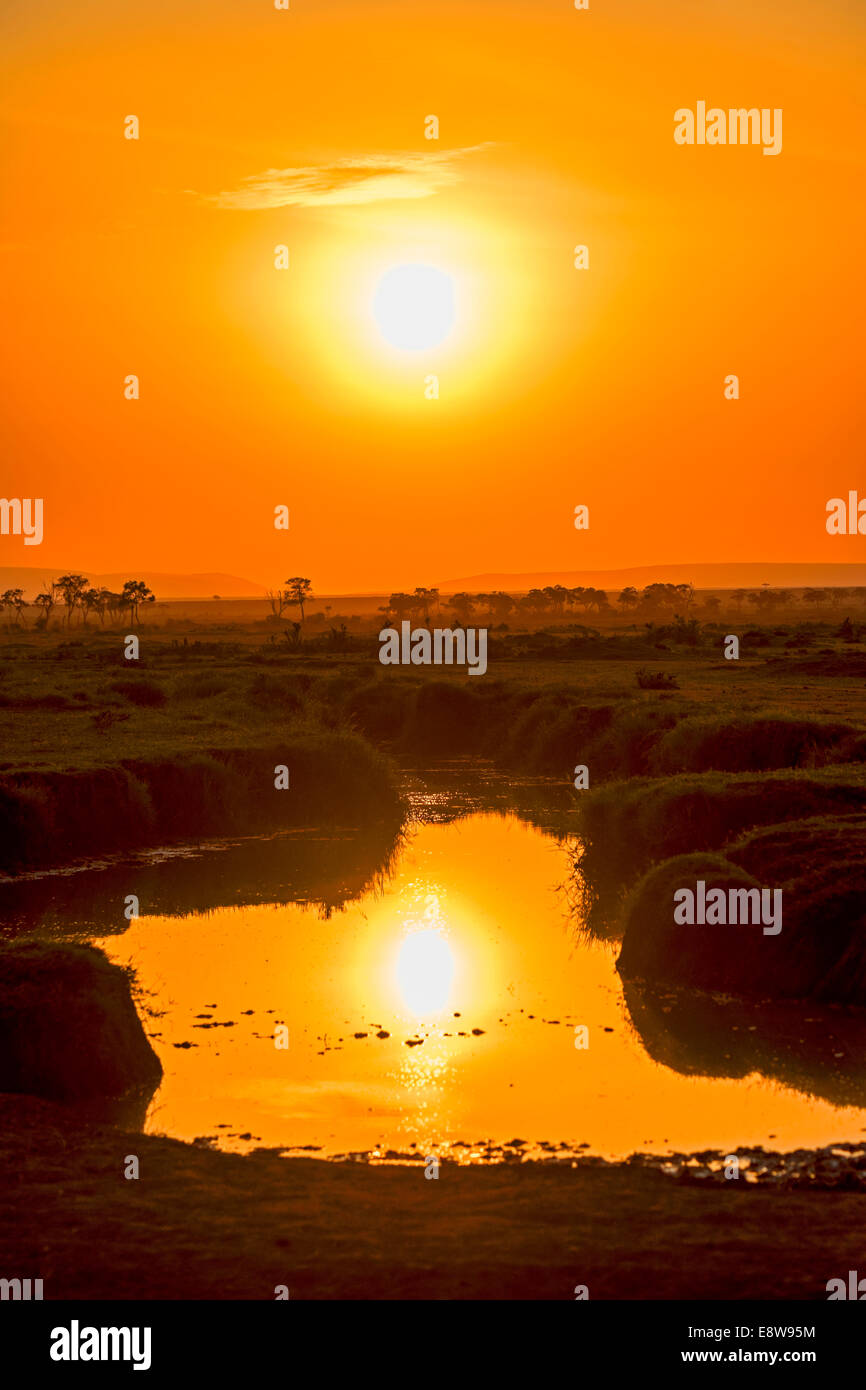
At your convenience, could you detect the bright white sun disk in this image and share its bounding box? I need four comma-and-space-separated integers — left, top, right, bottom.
372, 264, 456, 351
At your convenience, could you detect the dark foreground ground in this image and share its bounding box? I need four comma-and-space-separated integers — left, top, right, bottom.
1, 1096, 860, 1301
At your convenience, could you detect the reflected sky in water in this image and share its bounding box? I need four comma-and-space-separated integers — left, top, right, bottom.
91, 812, 866, 1161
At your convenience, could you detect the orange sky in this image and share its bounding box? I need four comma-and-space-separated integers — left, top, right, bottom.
1, 0, 864, 590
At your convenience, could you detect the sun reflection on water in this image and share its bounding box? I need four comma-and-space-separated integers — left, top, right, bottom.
395, 921, 456, 1016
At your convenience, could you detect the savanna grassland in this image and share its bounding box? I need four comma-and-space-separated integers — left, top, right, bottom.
1, 596, 864, 858
2, 595, 865, 990
2, 593, 866, 1299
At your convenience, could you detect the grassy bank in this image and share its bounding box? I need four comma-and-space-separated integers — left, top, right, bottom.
0, 732, 403, 874
576, 766, 866, 896
616, 819, 866, 1002
0, 941, 161, 1106
1, 622, 863, 883
577, 776, 866, 1001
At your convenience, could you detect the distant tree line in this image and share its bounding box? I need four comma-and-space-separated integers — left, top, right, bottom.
377, 585, 614, 626
725, 586, 864, 615
376, 581, 864, 626
0, 575, 156, 629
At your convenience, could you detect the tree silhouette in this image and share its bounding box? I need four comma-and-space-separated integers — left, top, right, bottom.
33, 587, 57, 628
448, 592, 475, 625
80, 587, 103, 626
104, 591, 126, 624
285, 577, 312, 623
266, 588, 290, 619
593, 588, 611, 612
412, 587, 438, 624
32, 580, 60, 627
0, 588, 27, 626
486, 591, 514, 623
380, 592, 415, 624
56, 574, 89, 626
121, 579, 156, 624
639, 583, 682, 613
94, 588, 113, 626
747, 588, 780, 614
523, 588, 548, 614
542, 584, 568, 615
804, 587, 831, 616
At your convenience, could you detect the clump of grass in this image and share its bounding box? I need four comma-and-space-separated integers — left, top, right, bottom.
110, 678, 167, 708
617, 821, 866, 1004
172, 671, 229, 700
0, 939, 162, 1101
407, 681, 490, 753
347, 677, 413, 743
726, 814, 866, 886
575, 703, 679, 779
636, 669, 679, 690
649, 715, 858, 774
246, 672, 306, 714
618, 852, 771, 993
500, 694, 614, 773
575, 766, 866, 894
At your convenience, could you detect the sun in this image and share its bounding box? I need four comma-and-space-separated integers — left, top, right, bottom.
372, 263, 456, 351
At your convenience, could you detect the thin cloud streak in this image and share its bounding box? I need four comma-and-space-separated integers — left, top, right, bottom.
204, 145, 495, 210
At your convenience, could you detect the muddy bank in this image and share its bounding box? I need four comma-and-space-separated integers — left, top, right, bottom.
1, 1094, 863, 1300
0, 733, 403, 874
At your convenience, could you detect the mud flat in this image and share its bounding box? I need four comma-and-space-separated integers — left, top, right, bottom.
2, 1094, 864, 1301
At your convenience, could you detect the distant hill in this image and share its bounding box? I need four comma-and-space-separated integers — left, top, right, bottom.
0, 569, 268, 600
3, 562, 864, 603
437, 563, 866, 593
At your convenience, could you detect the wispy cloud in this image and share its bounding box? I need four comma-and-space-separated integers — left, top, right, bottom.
203, 145, 493, 211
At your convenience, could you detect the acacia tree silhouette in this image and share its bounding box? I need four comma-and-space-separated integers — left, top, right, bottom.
56, 574, 89, 626
285, 577, 312, 623
0, 588, 27, 626
121, 580, 156, 624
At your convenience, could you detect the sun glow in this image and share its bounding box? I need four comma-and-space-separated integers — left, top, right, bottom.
250, 211, 535, 414
395, 927, 456, 1016
372, 263, 456, 351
